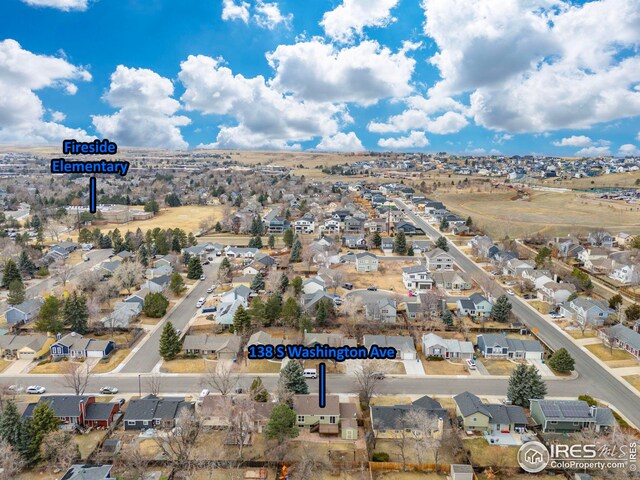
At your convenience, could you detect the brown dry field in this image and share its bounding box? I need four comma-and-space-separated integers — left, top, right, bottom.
433, 189, 640, 238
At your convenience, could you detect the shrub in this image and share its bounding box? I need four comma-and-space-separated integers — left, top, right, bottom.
426, 355, 444, 361
578, 394, 597, 406
372, 452, 390, 462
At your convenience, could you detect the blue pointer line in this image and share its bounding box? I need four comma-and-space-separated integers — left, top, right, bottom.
89, 177, 97, 213
319, 362, 326, 408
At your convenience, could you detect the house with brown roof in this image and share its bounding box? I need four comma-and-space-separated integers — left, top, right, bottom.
293, 395, 359, 439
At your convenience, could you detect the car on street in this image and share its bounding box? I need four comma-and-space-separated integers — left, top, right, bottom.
506, 289, 515, 295
505, 281, 517, 286
370, 372, 386, 380
200, 274, 206, 281
367, 286, 378, 291
26, 385, 46, 394
100, 386, 118, 394
196, 297, 206, 308
207, 286, 214, 293
202, 260, 210, 265
342, 282, 353, 290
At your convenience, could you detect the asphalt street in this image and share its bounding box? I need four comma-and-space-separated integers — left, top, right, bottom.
118, 258, 221, 373
394, 198, 640, 428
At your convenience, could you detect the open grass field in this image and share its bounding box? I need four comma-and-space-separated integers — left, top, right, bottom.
160, 357, 212, 373
433, 189, 640, 238
537, 170, 640, 189
92, 348, 130, 373
82, 205, 226, 236
585, 343, 639, 367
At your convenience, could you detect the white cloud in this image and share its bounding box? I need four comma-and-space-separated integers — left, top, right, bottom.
419, 0, 640, 133
553, 135, 593, 147
320, 0, 399, 43
179, 54, 345, 149
493, 133, 513, 144
636, 131, 640, 142
21, 0, 88, 11
254, 1, 292, 29
222, 0, 250, 23
316, 132, 364, 152
267, 39, 415, 106
92, 65, 190, 149
618, 144, 640, 156
0, 39, 91, 144
378, 131, 429, 149
50, 111, 66, 122
576, 145, 611, 156
368, 108, 467, 134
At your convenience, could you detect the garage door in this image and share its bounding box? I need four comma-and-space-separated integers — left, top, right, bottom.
19, 351, 35, 359
402, 351, 416, 360
86, 350, 104, 358
217, 351, 236, 361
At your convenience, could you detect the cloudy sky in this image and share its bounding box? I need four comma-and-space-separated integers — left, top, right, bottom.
1, 0, 639, 155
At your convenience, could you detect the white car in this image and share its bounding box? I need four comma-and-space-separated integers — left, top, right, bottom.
200, 389, 210, 398
196, 297, 206, 308
549, 312, 562, 319
506, 289, 515, 296
206, 286, 214, 293
100, 386, 118, 394
26, 385, 46, 394
200, 274, 206, 281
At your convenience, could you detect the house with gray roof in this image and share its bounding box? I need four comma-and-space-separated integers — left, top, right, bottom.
433, 271, 472, 291
477, 334, 544, 360
4, 297, 44, 325
402, 265, 433, 292
363, 334, 416, 360
98, 260, 121, 277
456, 293, 492, 318
364, 298, 397, 323
50, 332, 115, 359
530, 399, 615, 433
422, 333, 474, 360
100, 301, 142, 329
560, 297, 614, 327
123, 394, 193, 431
143, 274, 171, 293
424, 248, 454, 271
370, 395, 447, 439
247, 330, 286, 348
354, 252, 379, 272
0, 334, 48, 359
304, 332, 357, 349
61, 464, 114, 480
302, 291, 335, 312
599, 323, 640, 360
181, 334, 241, 359
454, 391, 527, 433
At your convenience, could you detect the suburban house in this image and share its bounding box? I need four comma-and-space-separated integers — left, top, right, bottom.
370, 395, 447, 439
98, 260, 121, 277
410, 240, 431, 255
319, 219, 340, 234
123, 395, 193, 431
354, 252, 379, 272
342, 235, 367, 249
363, 335, 416, 360
530, 399, 615, 433
380, 237, 394, 255
469, 235, 495, 258
587, 231, 614, 248
247, 330, 287, 348
263, 208, 290, 234
143, 274, 170, 293
560, 298, 613, 327
302, 277, 326, 295
225, 247, 259, 259
23, 395, 120, 430
100, 301, 142, 329
181, 334, 241, 359
424, 248, 454, 271
364, 298, 397, 323
578, 247, 609, 269
537, 281, 576, 305
394, 221, 421, 235
293, 395, 359, 440
304, 332, 357, 348
61, 464, 114, 480
0, 334, 49, 360
4, 297, 44, 325
616, 232, 634, 247
599, 324, 640, 360
344, 218, 365, 234
145, 264, 173, 279
182, 244, 211, 261
522, 269, 554, 290
402, 265, 434, 292
200, 396, 274, 433
454, 391, 527, 433
154, 254, 177, 269
609, 264, 640, 285
215, 298, 245, 326
422, 333, 474, 359
433, 271, 472, 291
124, 288, 150, 308
456, 293, 492, 318
293, 214, 315, 234
50, 332, 115, 359
477, 334, 544, 360
302, 291, 335, 312
504, 259, 535, 277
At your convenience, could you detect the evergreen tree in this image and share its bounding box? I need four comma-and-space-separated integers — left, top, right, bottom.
434, 236, 449, 251
492, 294, 512, 323
264, 294, 282, 326
99, 235, 112, 249
187, 256, 203, 280
137, 244, 149, 267
608, 294, 623, 309
1, 259, 21, 288
214, 221, 222, 232
144, 199, 160, 213
250, 274, 265, 291
182, 251, 192, 266
63, 291, 89, 334
165, 193, 182, 207
251, 216, 264, 236
248, 236, 263, 249
439, 218, 449, 231
28, 402, 59, 460
291, 276, 303, 296
465, 216, 473, 227
281, 297, 300, 326
144, 292, 170, 318
283, 229, 294, 248
250, 377, 269, 402
268, 234, 276, 249
442, 309, 454, 327
625, 303, 640, 322
407, 245, 414, 256
393, 231, 407, 255
315, 299, 330, 327
171, 235, 182, 253
279, 274, 289, 294
248, 296, 266, 325
17, 251, 36, 278
280, 360, 308, 394
507, 364, 547, 407
547, 348, 575, 372
0, 400, 23, 447
35, 296, 64, 333
7, 279, 25, 306
232, 304, 251, 335
289, 238, 302, 262
159, 321, 181, 360
169, 272, 186, 295
111, 229, 125, 254
535, 246, 552, 267
265, 403, 298, 444
371, 231, 382, 248
298, 311, 312, 332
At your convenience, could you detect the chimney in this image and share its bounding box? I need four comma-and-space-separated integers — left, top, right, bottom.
56, 333, 62, 341
590, 405, 597, 417
79, 399, 86, 422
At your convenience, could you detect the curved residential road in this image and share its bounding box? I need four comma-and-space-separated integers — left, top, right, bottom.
118, 258, 221, 373
394, 198, 640, 429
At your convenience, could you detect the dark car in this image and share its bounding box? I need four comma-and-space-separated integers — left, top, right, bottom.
370, 372, 386, 380
342, 283, 354, 290
367, 286, 378, 291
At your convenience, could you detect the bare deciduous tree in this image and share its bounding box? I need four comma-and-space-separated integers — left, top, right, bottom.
154, 409, 203, 475
404, 409, 443, 466
0, 439, 24, 480
354, 360, 386, 408
53, 259, 73, 286
202, 362, 239, 396
226, 397, 257, 459
40, 430, 80, 472
292, 447, 331, 479
110, 260, 145, 295
61, 361, 92, 395
114, 445, 149, 480
265, 268, 281, 293
147, 373, 162, 396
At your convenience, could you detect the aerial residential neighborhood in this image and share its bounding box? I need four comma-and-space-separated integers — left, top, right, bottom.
1, 0, 640, 479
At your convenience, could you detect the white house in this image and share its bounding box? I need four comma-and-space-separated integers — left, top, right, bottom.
302, 277, 326, 295
422, 333, 474, 359
609, 264, 640, 285
293, 215, 315, 234
355, 252, 379, 272
537, 281, 576, 305
424, 248, 454, 271
522, 269, 554, 290
560, 298, 613, 327
402, 265, 434, 293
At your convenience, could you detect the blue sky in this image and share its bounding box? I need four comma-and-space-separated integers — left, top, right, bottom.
1, 0, 639, 155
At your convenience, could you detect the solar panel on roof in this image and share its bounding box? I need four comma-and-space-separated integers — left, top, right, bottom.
559, 403, 590, 418
540, 403, 561, 417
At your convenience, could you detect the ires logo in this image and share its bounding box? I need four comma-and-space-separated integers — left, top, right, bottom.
518, 442, 550, 473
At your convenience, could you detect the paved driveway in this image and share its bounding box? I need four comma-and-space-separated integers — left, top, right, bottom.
529, 358, 554, 377
403, 359, 425, 375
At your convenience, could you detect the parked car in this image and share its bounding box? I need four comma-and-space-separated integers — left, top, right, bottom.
196, 297, 206, 308
202, 260, 210, 265
303, 368, 318, 379
342, 283, 353, 290
207, 286, 214, 293
408, 291, 416, 297
367, 286, 378, 291
115, 398, 126, 406
549, 312, 562, 319
200, 389, 210, 398
465, 359, 477, 370
100, 386, 119, 394
200, 274, 206, 281
26, 385, 46, 395
370, 372, 386, 380
505, 281, 517, 286
506, 289, 515, 296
